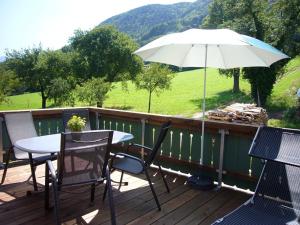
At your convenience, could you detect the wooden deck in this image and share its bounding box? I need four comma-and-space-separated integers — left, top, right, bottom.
0, 163, 250, 225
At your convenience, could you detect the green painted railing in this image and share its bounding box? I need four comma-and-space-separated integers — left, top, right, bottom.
0, 107, 261, 190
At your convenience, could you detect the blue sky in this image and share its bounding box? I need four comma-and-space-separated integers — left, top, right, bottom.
0, 0, 195, 56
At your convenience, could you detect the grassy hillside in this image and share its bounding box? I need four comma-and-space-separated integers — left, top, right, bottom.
267, 56, 300, 128
267, 56, 300, 111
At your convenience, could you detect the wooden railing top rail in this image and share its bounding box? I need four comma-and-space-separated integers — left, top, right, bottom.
90, 107, 259, 136
0, 107, 259, 136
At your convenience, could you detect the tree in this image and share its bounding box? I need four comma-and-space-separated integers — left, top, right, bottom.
219, 68, 240, 93
70, 26, 143, 82
6, 48, 73, 108
76, 77, 111, 107
202, 0, 299, 106
134, 63, 174, 113
0, 63, 20, 104
48, 77, 76, 106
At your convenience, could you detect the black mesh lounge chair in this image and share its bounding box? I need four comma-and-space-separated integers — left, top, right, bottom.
213, 126, 300, 225
110, 121, 171, 211
45, 130, 116, 225
62, 109, 91, 132
1, 112, 54, 191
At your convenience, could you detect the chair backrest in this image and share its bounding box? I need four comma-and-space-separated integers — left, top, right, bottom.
57, 130, 113, 186
62, 109, 91, 132
254, 161, 300, 211
4, 112, 38, 158
145, 121, 171, 166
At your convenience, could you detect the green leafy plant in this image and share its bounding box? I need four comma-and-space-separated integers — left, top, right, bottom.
67, 115, 86, 132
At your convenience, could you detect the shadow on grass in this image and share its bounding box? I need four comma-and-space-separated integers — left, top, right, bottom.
190, 90, 252, 110
108, 105, 133, 110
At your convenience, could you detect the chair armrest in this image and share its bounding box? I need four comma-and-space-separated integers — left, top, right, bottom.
127, 143, 152, 154
46, 160, 57, 181
112, 152, 145, 166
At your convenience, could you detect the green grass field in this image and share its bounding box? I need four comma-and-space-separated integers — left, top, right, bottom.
0, 92, 43, 110
0, 68, 252, 117
105, 68, 251, 117
1, 56, 299, 123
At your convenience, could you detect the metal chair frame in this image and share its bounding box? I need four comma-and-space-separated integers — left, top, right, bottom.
110, 121, 171, 211
45, 130, 116, 225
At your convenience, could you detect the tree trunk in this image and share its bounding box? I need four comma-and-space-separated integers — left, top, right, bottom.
41, 96, 47, 108
257, 88, 261, 107
233, 68, 240, 93
97, 102, 102, 108
148, 91, 152, 113
41, 88, 47, 109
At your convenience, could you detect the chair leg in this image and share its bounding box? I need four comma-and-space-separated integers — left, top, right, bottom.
90, 183, 96, 204
158, 162, 170, 193
145, 168, 161, 211
52, 180, 60, 225
103, 182, 108, 201
118, 171, 124, 190
28, 153, 38, 191
106, 172, 116, 225
1, 147, 12, 184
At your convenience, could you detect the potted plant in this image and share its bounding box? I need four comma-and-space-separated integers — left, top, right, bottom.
67, 115, 86, 140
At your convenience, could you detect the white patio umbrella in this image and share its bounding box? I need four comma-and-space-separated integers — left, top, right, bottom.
134, 28, 288, 165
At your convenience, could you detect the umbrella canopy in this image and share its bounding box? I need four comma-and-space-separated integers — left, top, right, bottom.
135, 29, 288, 68
134, 28, 288, 165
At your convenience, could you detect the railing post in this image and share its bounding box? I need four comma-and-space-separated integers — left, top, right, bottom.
141, 118, 146, 159
0, 117, 3, 168
217, 129, 229, 189
95, 112, 100, 130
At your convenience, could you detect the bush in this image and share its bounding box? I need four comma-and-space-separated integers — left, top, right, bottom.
76, 77, 111, 107
283, 107, 298, 121
67, 115, 86, 132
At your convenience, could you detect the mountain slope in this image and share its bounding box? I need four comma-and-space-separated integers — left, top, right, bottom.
100, 0, 212, 45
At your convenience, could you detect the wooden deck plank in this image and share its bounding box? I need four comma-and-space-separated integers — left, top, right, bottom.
0, 164, 249, 225
175, 189, 238, 225
97, 176, 187, 225
199, 192, 250, 225
153, 189, 224, 225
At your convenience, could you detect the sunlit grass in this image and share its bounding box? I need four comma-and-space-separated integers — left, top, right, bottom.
105, 68, 251, 117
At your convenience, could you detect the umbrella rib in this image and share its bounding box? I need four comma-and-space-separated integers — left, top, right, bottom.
245, 45, 270, 67
140, 46, 165, 63
179, 44, 194, 67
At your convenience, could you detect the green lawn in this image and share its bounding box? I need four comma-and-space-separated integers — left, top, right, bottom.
0, 68, 252, 117
0, 92, 43, 110
104, 68, 251, 117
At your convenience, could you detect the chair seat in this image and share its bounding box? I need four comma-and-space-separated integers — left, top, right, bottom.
213, 198, 300, 225
112, 157, 144, 174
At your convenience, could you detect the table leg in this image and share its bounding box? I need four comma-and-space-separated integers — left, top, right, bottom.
28, 153, 38, 191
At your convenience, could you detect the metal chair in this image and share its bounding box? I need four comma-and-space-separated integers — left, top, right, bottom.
45, 130, 116, 225
213, 126, 300, 225
62, 109, 91, 132
110, 121, 171, 211
1, 112, 53, 191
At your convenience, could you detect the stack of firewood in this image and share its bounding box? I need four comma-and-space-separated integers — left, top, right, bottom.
208, 103, 268, 125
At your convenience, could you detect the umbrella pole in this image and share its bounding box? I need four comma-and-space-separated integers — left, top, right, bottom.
200, 44, 208, 165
